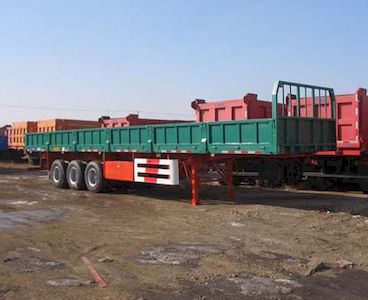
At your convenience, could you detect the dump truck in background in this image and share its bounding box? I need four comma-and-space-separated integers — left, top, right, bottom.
3, 119, 101, 163
7, 119, 101, 151
37, 119, 100, 133
191, 93, 284, 122
25, 81, 336, 205
99, 114, 191, 128
7, 121, 38, 151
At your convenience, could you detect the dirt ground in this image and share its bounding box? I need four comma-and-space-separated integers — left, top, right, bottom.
1, 163, 368, 300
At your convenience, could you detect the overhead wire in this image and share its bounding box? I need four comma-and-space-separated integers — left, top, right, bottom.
0, 104, 193, 117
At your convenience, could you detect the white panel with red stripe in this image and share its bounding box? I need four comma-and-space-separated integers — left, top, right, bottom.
134, 158, 179, 185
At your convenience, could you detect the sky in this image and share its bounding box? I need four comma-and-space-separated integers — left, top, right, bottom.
0, 0, 368, 125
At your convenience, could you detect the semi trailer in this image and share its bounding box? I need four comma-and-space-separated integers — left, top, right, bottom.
25, 81, 336, 205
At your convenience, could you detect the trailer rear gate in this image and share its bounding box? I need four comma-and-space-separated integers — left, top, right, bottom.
290, 88, 368, 155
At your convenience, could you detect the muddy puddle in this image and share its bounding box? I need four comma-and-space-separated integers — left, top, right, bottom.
46, 278, 94, 287
2, 247, 65, 273
0, 208, 67, 230
136, 243, 368, 299
137, 242, 227, 266
140, 268, 368, 299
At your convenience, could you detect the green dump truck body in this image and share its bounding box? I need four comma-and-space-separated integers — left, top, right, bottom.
25, 81, 337, 156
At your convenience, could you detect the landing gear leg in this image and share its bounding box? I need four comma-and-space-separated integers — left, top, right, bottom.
191, 159, 200, 206
226, 160, 234, 201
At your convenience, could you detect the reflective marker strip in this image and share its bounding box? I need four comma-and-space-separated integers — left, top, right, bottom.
221, 150, 262, 154
161, 150, 192, 153
114, 149, 141, 153
134, 158, 179, 185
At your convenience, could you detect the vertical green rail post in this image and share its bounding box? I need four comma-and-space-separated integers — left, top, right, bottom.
296, 86, 301, 117
311, 88, 315, 118
272, 81, 281, 154
330, 89, 336, 119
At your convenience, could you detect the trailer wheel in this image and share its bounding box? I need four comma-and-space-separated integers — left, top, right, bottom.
85, 160, 105, 193
256, 160, 283, 187
49, 159, 68, 189
309, 177, 335, 191
67, 160, 86, 190
284, 160, 303, 187
219, 177, 242, 186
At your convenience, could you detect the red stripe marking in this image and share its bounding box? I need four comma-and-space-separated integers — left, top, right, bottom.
144, 177, 158, 183
147, 158, 160, 164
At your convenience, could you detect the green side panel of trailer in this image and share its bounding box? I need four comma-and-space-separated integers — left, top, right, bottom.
25, 118, 335, 155
207, 119, 276, 154
24, 81, 337, 156
108, 126, 150, 152
152, 123, 206, 153
76, 129, 107, 152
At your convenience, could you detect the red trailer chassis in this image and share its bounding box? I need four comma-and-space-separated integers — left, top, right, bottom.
40, 151, 236, 206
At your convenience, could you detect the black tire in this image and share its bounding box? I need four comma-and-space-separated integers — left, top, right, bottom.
67, 160, 86, 190
233, 176, 242, 186
219, 177, 242, 186
309, 177, 330, 191
284, 160, 303, 186
49, 159, 68, 189
85, 160, 105, 193
257, 160, 283, 188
